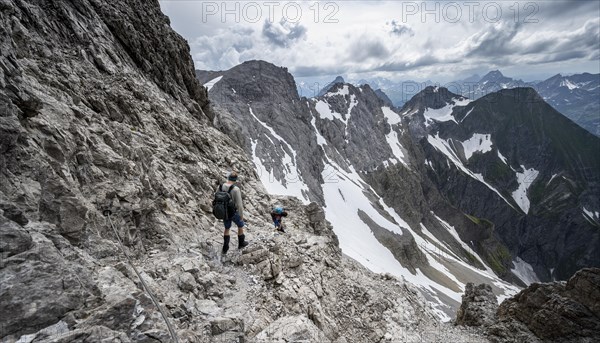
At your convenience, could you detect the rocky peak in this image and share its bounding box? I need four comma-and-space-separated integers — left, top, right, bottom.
332, 75, 345, 83
374, 88, 394, 107
479, 87, 545, 105
218, 60, 301, 104
317, 75, 346, 97
481, 70, 506, 82
403, 86, 464, 112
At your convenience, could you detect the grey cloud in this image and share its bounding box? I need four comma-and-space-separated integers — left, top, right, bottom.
466, 22, 521, 58
262, 19, 307, 47
292, 65, 348, 78
536, 50, 588, 64
348, 37, 390, 61
372, 55, 445, 73
388, 20, 414, 37
516, 19, 598, 63
190, 26, 256, 70
538, 1, 599, 20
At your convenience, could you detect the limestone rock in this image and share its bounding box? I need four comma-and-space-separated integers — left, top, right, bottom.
455, 283, 498, 327
456, 269, 600, 343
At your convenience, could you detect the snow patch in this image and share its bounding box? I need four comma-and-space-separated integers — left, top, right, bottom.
423, 98, 471, 126
461, 133, 493, 160
560, 79, 578, 90
583, 207, 599, 225
433, 214, 492, 273
314, 100, 340, 121
382, 106, 401, 125
511, 257, 540, 286
308, 102, 327, 147
511, 166, 539, 214
460, 107, 475, 122
423, 104, 457, 125
325, 84, 350, 97
546, 173, 559, 186
204, 76, 222, 91
385, 129, 409, 166
497, 150, 508, 165
427, 134, 517, 210
315, 95, 355, 124
249, 106, 310, 204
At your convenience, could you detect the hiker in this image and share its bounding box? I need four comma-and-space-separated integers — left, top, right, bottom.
271, 205, 288, 233
213, 171, 249, 254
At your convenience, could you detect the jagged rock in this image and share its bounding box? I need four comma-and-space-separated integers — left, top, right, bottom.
0, 204, 28, 226
491, 268, 600, 343
455, 283, 498, 327
254, 315, 326, 342
210, 317, 242, 335
0, 231, 92, 339
457, 269, 600, 343
0, 214, 32, 259
177, 272, 197, 293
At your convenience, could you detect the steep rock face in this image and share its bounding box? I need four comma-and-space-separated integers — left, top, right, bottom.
492, 268, 600, 342
457, 268, 600, 343
454, 71, 600, 137
207, 60, 325, 204
404, 86, 600, 281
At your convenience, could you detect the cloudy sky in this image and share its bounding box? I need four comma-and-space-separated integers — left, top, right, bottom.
159, 1, 600, 84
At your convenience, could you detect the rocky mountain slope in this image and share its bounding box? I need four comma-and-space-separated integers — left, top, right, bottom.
403, 86, 600, 282
203, 61, 526, 320
355, 71, 599, 136
456, 268, 600, 343
535, 73, 600, 136
201, 61, 600, 321
0, 0, 494, 342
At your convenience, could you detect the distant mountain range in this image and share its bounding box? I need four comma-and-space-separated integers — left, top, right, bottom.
318, 71, 599, 136
534, 73, 599, 136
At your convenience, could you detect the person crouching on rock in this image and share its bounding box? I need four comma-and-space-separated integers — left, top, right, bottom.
271, 205, 288, 233
219, 171, 249, 254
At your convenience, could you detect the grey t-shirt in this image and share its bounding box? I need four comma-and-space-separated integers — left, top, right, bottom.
220, 183, 243, 218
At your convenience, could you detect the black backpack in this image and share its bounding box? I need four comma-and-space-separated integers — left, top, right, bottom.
212, 184, 236, 220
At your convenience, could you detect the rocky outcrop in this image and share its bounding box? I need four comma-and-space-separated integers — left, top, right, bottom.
457, 268, 600, 342
455, 283, 498, 327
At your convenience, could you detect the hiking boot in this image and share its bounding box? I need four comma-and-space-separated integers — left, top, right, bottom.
238, 234, 249, 249
276, 226, 286, 233
222, 235, 230, 254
